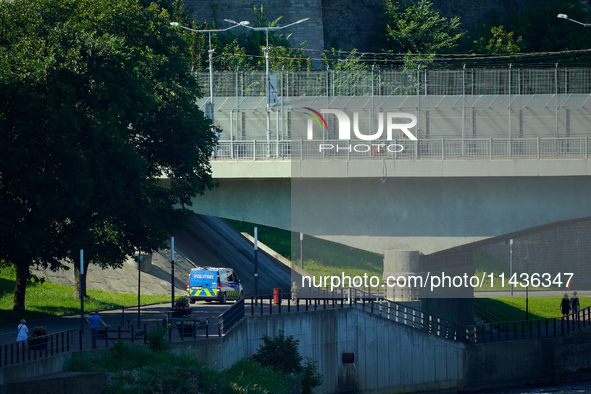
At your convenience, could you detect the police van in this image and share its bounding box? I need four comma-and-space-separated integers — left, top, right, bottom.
186, 267, 243, 304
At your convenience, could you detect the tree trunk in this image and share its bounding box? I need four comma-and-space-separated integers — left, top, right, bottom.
13, 260, 30, 311
73, 260, 91, 299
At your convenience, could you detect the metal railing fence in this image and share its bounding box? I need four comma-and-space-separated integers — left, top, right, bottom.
474, 298, 506, 324
3, 296, 589, 368
473, 306, 591, 343
213, 137, 590, 161
0, 319, 220, 369
197, 68, 591, 97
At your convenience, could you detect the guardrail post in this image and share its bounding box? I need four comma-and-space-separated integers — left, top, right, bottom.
442, 139, 445, 160
300, 139, 303, 160
348, 140, 351, 161
253, 140, 257, 161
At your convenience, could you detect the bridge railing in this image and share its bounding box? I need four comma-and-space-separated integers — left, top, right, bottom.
214, 137, 590, 161
199, 68, 591, 97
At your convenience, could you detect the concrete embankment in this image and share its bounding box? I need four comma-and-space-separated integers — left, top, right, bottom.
4, 308, 591, 393
30, 214, 292, 297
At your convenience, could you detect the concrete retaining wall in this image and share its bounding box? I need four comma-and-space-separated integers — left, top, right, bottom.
170, 308, 465, 393
464, 329, 591, 391
6, 309, 591, 393
0, 372, 102, 394
0, 353, 74, 385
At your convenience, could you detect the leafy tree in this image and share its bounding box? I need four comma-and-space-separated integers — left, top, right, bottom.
380, 0, 464, 69
323, 48, 369, 72
473, 25, 523, 55
323, 49, 373, 95
0, 0, 214, 310
176, 5, 310, 73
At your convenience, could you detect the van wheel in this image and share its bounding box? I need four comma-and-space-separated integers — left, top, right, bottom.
220, 292, 227, 304
189, 299, 196, 304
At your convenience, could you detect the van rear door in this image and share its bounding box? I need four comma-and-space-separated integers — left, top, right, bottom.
188, 270, 218, 298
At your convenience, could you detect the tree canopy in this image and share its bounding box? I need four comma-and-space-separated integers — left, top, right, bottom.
178, 5, 310, 73
0, 0, 214, 310
380, 0, 464, 68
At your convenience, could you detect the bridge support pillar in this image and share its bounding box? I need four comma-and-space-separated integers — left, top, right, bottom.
383, 250, 420, 302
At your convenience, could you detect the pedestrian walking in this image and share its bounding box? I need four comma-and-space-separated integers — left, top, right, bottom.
560, 293, 571, 317
571, 291, 580, 316
16, 319, 28, 351
291, 281, 299, 304
87, 311, 109, 349
212, 126, 222, 159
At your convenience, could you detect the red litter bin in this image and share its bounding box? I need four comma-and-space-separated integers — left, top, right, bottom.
273, 288, 282, 305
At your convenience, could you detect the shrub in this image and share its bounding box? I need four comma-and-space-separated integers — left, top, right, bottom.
250, 330, 323, 393
174, 296, 190, 309
145, 323, 171, 352
301, 358, 323, 394
251, 330, 302, 375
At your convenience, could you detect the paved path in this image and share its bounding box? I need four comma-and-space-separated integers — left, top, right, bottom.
0, 302, 232, 346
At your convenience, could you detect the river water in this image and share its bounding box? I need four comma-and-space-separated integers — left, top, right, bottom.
489, 380, 591, 393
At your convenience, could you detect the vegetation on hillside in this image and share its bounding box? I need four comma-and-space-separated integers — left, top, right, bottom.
65, 328, 321, 393
0, 266, 169, 326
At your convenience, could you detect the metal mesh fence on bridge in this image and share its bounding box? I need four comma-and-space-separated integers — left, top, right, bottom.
198, 68, 591, 97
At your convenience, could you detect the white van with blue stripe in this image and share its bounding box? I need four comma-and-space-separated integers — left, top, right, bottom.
186, 267, 243, 304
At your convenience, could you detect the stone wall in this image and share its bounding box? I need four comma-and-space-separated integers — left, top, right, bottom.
480, 221, 591, 287
184, 0, 548, 55
184, 0, 324, 57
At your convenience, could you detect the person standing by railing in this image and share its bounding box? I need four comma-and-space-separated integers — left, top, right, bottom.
571, 292, 580, 316
212, 126, 222, 159
16, 319, 28, 351
87, 311, 109, 349
560, 293, 571, 317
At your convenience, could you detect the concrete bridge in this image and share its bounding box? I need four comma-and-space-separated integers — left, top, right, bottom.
190, 138, 591, 255
186, 69, 591, 255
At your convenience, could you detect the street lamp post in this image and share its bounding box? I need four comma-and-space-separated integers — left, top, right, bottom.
524, 257, 530, 320
138, 253, 142, 325
170, 21, 249, 128
225, 18, 309, 157
557, 14, 591, 27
